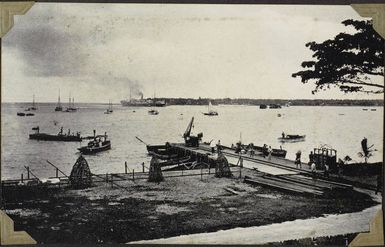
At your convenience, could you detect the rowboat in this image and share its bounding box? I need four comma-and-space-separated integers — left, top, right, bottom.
148, 109, 159, 115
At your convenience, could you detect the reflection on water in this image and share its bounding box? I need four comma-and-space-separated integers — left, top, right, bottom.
1, 103, 383, 179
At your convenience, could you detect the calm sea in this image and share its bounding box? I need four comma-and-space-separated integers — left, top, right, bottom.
1, 103, 383, 180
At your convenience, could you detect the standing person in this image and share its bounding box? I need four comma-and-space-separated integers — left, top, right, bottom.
210, 140, 215, 154
311, 162, 316, 178
216, 140, 221, 154
337, 158, 344, 178
267, 146, 272, 160
308, 151, 314, 167
282, 132, 285, 139
324, 163, 329, 178
295, 150, 302, 169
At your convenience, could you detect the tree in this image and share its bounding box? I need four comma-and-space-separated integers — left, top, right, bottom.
358, 137, 376, 164
292, 19, 384, 94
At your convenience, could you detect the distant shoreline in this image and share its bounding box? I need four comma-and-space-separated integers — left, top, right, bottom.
2, 98, 384, 107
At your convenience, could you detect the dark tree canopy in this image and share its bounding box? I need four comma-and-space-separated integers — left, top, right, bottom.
292, 19, 384, 94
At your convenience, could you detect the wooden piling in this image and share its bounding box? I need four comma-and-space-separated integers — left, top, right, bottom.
106, 173, 108, 183
21, 173, 23, 183
133, 169, 135, 181
142, 162, 145, 173
27, 167, 30, 179
125, 161, 128, 174
111, 174, 113, 187
56, 168, 59, 178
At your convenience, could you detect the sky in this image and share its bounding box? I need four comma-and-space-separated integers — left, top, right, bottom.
1, 3, 384, 103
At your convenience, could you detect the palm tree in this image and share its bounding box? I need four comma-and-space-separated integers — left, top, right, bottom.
357, 137, 375, 163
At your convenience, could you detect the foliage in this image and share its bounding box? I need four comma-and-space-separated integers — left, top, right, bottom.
292, 19, 384, 94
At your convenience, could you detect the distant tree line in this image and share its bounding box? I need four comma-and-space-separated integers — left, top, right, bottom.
151, 98, 383, 106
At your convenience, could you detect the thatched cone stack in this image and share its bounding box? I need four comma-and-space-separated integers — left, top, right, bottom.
69, 155, 92, 189
215, 153, 232, 178
148, 156, 164, 182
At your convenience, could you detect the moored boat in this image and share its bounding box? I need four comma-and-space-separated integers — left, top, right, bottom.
105, 100, 113, 114
17, 112, 26, 116
29, 127, 81, 142
65, 96, 77, 112
269, 104, 281, 109
29, 94, 38, 111
78, 131, 111, 154
148, 109, 159, 115
240, 144, 287, 158
259, 104, 267, 109
55, 89, 63, 111
278, 134, 306, 142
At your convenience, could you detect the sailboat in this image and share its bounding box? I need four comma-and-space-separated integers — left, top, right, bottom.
104, 100, 113, 114
65, 95, 77, 112
26, 94, 37, 111
203, 101, 218, 116
55, 89, 63, 111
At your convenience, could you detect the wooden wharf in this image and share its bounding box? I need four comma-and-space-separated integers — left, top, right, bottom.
167, 143, 353, 196
2, 142, 353, 197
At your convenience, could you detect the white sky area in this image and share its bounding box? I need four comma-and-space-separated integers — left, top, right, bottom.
2, 4, 384, 103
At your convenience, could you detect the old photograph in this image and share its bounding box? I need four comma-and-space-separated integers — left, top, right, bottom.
0, 3, 383, 245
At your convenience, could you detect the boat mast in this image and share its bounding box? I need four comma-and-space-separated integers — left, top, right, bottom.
32, 94, 35, 107
58, 89, 61, 107
72, 97, 75, 108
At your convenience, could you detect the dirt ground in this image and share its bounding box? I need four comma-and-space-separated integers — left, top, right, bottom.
3, 168, 378, 244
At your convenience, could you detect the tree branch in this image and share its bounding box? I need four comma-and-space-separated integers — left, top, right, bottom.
339, 79, 384, 89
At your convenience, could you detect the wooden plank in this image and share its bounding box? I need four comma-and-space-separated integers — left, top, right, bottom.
244, 177, 323, 196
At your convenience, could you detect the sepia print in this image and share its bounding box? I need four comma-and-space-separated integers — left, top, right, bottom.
0, 2, 384, 246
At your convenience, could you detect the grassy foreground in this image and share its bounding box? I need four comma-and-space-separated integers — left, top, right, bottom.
3, 168, 377, 244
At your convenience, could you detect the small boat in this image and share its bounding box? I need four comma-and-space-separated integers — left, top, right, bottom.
148, 109, 159, 115
240, 144, 287, 158
78, 132, 111, 154
104, 100, 113, 114
269, 104, 281, 109
370, 109, 377, 111
259, 104, 267, 109
278, 134, 306, 142
26, 113, 35, 116
277, 113, 282, 117
55, 89, 63, 112
17, 112, 26, 116
363, 109, 368, 111
29, 127, 81, 142
203, 101, 218, 116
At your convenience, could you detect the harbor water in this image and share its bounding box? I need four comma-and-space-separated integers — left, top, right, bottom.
1, 103, 383, 179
